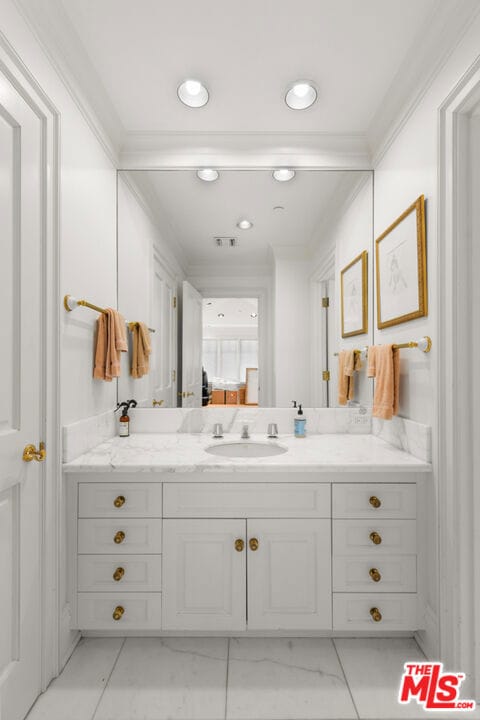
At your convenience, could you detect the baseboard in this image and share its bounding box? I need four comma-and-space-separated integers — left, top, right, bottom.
59, 603, 81, 671
415, 603, 439, 659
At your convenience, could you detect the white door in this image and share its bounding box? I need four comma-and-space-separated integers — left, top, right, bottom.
162, 519, 246, 631
0, 70, 44, 720
150, 252, 177, 407
181, 280, 202, 407
247, 519, 332, 630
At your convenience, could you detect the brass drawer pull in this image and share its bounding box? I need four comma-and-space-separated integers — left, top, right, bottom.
249, 538, 259, 551
234, 539, 245, 552
114, 495, 126, 508
369, 495, 381, 509
369, 531, 382, 545
112, 605, 124, 621
369, 567, 381, 582
113, 567, 125, 582
370, 607, 382, 622
114, 530, 125, 544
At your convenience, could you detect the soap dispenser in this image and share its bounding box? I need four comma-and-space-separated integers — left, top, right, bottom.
294, 403, 306, 438
115, 399, 137, 437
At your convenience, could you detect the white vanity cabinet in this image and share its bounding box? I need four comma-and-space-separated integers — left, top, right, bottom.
67, 472, 424, 635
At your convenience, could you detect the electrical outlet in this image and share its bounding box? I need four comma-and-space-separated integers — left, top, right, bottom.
352, 413, 370, 425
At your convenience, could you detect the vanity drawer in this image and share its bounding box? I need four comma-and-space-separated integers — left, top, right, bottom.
333, 484, 416, 519
76, 592, 162, 630
333, 519, 417, 555
78, 483, 162, 518
333, 593, 418, 631
163, 483, 331, 518
78, 555, 162, 592
333, 555, 416, 592
78, 519, 162, 554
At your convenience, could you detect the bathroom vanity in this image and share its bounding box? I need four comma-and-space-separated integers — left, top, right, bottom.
64, 432, 430, 637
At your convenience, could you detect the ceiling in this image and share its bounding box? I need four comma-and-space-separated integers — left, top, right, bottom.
56, 0, 437, 136
125, 170, 368, 267
203, 298, 258, 328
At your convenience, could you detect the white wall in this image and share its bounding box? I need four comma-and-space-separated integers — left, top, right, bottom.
273, 248, 311, 407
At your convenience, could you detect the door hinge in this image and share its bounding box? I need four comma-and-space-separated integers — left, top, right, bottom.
173, 296, 177, 309
172, 369, 176, 382
322, 370, 330, 381
322, 297, 330, 308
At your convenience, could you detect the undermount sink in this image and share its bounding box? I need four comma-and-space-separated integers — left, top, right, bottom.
205, 442, 288, 458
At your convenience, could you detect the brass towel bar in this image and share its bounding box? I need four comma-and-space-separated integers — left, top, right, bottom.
334, 336, 432, 356
64, 295, 155, 333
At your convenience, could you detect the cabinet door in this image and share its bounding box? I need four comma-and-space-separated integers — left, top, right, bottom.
162, 519, 246, 631
247, 519, 331, 630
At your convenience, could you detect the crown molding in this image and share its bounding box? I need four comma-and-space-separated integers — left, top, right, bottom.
119, 131, 372, 170
13, 0, 124, 165
367, 0, 480, 166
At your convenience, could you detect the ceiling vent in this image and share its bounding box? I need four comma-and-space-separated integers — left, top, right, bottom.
214, 237, 237, 247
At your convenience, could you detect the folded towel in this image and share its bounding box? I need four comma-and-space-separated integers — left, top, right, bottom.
131, 322, 152, 378
93, 309, 127, 381
367, 344, 400, 419
338, 350, 361, 405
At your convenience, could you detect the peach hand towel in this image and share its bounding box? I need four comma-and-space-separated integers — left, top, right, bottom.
131, 322, 151, 378
93, 309, 127, 381
338, 350, 356, 405
367, 344, 400, 419
93, 313, 107, 379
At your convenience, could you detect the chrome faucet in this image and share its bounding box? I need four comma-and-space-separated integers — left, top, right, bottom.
241, 424, 250, 439
212, 423, 223, 438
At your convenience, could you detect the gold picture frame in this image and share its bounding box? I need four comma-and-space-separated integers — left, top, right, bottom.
340, 250, 368, 338
375, 195, 427, 329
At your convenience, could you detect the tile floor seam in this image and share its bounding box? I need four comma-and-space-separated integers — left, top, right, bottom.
225, 637, 231, 720
91, 636, 126, 720
332, 638, 360, 720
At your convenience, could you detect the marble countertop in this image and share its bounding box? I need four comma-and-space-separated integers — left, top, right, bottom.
63, 433, 431, 474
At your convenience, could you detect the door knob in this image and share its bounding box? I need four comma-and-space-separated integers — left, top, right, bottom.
113, 495, 126, 508
113, 567, 125, 582
152, 399, 164, 407
369, 531, 382, 545
249, 538, 259, 551
370, 607, 382, 622
23, 442, 46, 462
369, 496, 382, 508
187, 391, 194, 397
234, 539, 245, 552
112, 605, 124, 621
369, 567, 382, 582
114, 530, 125, 544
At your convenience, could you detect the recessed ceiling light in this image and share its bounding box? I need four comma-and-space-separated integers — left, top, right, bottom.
177, 79, 209, 108
250, 312, 258, 318
217, 313, 225, 318
237, 219, 253, 230
197, 168, 219, 182
206, 301, 212, 306
273, 205, 285, 212
285, 81, 317, 110
273, 168, 295, 182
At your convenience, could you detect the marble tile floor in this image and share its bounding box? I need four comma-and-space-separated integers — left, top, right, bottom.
26, 636, 480, 720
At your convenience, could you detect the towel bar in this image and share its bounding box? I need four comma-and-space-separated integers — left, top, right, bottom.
334, 336, 432, 356
64, 295, 155, 333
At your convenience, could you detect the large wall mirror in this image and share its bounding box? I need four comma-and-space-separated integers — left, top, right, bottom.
116, 169, 374, 408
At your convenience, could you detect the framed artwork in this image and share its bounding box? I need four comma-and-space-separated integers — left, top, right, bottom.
375, 194, 427, 329
340, 250, 368, 337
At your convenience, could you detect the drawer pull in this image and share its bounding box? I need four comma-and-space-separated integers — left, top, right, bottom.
234, 538, 245, 552
369, 567, 381, 582
112, 605, 124, 621
369, 495, 381, 509
369, 531, 382, 545
113, 495, 126, 508
113, 530, 126, 544
370, 606, 382, 622
249, 537, 259, 551
113, 567, 125, 582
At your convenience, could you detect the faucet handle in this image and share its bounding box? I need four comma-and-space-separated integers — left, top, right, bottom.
213, 423, 223, 438
267, 423, 278, 438
241, 424, 250, 439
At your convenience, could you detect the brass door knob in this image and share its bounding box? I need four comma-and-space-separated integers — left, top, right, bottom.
234, 539, 245, 552
369, 567, 381, 582
114, 530, 125, 544
369, 496, 381, 509
187, 391, 195, 397
369, 531, 382, 545
249, 538, 259, 551
23, 442, 46, 462
152, 399, 164, 407
113, 495, 126, 508
370, 607, 382, 622
113, 567, 125, 582
112, 605, 124, 621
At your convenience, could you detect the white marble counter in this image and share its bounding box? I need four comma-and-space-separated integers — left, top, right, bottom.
63, 433, 431, 474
